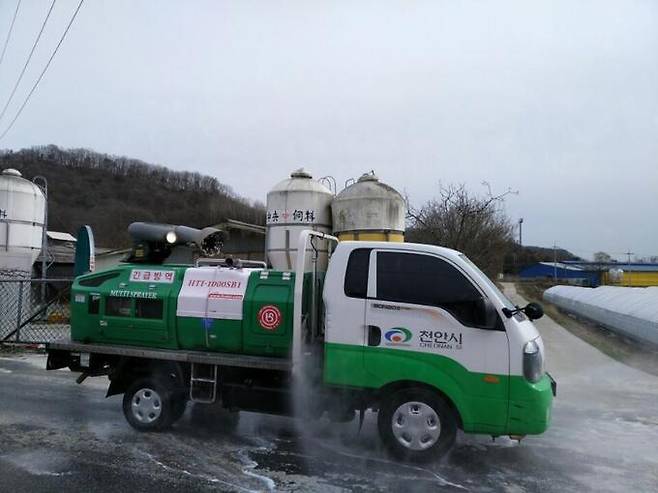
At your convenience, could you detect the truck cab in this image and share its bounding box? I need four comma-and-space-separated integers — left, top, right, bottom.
320, 240, 554, 459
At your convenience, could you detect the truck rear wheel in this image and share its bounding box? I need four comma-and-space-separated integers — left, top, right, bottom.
377, 387, 456, 462
122, 377, 176, 431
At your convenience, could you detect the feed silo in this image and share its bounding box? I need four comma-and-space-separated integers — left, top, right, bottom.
266, 169, 333, 271
331, 172, 405, 242
0, 168, 46, 339
0, 168, 45, 276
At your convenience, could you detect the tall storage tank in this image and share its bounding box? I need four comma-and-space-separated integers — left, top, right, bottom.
332, 172, 405, 242
0, 168, 45, 275
266, 169, 333, 271
0, 168, 45, 340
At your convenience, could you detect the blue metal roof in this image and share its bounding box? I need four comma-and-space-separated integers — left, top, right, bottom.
562, 261, 658, 272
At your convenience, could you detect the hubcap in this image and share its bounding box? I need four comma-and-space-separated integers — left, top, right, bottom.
131, 387, 163, 424
391, 401, 441, 451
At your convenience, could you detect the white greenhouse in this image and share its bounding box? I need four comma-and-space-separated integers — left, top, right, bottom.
544, 285, 658, 346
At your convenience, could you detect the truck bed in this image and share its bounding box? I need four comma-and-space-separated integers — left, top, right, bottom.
47, 339, 292, 371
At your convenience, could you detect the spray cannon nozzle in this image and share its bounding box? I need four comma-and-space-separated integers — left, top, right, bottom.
127, 222, 226, 262
167, 225, 225, 256
197, 228, 224, 257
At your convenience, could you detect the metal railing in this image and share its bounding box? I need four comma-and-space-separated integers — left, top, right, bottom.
0, 278, 72, 344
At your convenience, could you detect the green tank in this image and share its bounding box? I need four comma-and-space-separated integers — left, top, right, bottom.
69, 263, 310, 358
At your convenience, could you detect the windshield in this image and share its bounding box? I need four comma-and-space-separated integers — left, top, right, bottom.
460, 254, 516, 310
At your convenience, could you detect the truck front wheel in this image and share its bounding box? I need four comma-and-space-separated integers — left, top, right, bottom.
122, 378, 176, 431
377, 387, 456, 462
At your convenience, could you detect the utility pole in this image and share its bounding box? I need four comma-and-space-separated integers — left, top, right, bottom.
625, 250, 634, 287
518, 218, 524, 246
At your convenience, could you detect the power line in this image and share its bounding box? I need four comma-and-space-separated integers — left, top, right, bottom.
0, 0, 84, 142
0, 0, 22, 71
0, 0, 57, 124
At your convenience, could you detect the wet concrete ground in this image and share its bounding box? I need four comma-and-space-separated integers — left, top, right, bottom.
1, 283, 657, 492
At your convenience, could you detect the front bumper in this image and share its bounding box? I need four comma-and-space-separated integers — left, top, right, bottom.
507, 373, 555, 435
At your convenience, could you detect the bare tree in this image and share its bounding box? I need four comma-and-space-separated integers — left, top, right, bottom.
593, 251, 612, 263
406, 183, 515, 277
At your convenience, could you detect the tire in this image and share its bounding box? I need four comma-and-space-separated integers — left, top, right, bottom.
377, 387, 456, 462
122, 377, 176, 432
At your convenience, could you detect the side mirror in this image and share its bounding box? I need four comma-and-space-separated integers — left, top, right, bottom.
523, 302, 544, 321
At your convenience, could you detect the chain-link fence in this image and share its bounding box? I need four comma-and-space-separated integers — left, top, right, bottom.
0, 279, 72, 343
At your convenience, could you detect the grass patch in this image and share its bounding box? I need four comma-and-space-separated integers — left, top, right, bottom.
516, 281, 658, 377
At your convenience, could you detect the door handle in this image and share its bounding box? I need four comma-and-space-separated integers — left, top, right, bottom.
367, 325, 381, 346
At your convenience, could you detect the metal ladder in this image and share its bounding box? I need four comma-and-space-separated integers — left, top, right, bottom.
190, 363, 218, 403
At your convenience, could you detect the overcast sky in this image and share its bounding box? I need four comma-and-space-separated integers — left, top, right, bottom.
0, 0, 656, 259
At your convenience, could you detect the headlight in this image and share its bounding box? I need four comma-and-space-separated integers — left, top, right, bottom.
523, 339, 543, 383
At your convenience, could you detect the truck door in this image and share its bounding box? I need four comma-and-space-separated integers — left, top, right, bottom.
322, 247, 372, 386
364, 250, 510, 428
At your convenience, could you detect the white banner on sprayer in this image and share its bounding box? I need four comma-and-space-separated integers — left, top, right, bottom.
176, 267, 258, 320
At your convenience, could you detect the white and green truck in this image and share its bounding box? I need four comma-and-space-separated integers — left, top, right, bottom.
47, 229, 555, 461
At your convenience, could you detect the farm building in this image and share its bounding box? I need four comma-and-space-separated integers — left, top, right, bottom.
520, 261, 658, 287
210, 219, 265, 261
519, 262, 601, 286
568, 262, 658, 287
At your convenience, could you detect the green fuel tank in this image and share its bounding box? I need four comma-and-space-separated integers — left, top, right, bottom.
70, 264, 303, 358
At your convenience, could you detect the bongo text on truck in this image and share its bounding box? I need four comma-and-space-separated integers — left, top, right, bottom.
47, 222, 556, 461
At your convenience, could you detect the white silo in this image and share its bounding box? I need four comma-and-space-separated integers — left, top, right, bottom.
266, 169, 333, 271
0, 168, 46, 339
0, 168, 45, 275
331, 172, 405, 242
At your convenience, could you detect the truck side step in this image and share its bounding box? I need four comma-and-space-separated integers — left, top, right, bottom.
190, 363, 218, 403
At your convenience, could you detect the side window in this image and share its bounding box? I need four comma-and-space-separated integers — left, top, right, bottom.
105, 296, 131, 317
376, 252, 487, 327
135, 299, 164, 319
344, 248, 372, 298
88, 294, 100, 315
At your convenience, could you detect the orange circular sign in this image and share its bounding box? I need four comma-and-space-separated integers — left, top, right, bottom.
257, 305, 282, 331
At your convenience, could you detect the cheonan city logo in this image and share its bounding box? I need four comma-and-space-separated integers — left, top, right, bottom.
419, 330, 463, 350
384, 328, 412, 345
